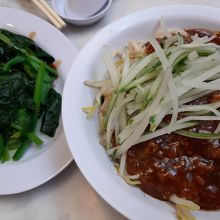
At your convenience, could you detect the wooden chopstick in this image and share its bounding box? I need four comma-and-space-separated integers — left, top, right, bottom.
31, 0, 66, 29
38, 0, 66, 27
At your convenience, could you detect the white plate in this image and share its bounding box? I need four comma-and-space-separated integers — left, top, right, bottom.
63, 4, 220, 220
0, 7, 77, 195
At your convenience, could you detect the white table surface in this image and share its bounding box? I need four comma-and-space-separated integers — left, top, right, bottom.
1, 0, 220, 220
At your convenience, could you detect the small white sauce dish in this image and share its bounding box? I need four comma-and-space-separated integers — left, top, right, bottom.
51, 0, 112, 26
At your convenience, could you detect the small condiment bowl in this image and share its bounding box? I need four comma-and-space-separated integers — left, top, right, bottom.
51, 0, 112, 26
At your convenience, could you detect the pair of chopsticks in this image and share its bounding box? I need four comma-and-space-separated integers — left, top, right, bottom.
31, 0, 66, 29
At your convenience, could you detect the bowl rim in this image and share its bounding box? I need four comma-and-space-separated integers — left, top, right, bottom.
51, 0, 112, 22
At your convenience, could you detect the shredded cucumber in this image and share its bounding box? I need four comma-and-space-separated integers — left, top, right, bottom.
84, 31, 220, 158
175, 130, 220, 139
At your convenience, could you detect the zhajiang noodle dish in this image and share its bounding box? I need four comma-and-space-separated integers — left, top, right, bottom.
82, 26, 220, 220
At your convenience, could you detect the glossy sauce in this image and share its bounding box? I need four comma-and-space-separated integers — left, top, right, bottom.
126, 30, 220, 210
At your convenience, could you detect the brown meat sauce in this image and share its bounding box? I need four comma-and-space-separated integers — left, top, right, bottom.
126, 29, 220, 210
